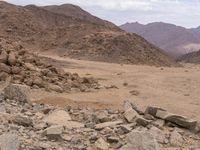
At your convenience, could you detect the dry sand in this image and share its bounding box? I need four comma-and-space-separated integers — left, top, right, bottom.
32, 55, 200, 121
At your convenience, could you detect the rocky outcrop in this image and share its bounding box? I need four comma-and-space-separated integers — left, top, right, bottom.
0, 39, 99, 93
0, 87, 199, 150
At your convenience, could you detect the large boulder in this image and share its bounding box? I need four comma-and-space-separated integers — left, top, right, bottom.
120, 130, 160, 150
3, 84, 31, 104
0, 133, 20, 150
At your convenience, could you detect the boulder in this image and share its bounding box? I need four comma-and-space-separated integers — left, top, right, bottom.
3, 84, 31, 104
136, 116, 151, 127
11, 114, 33, 127
43, 110, 71, 124
0, 133, 20, 150
124, 107, 138, 123
0, 72, 9, 81
0, 63, 11, 73
149, 126, 166, 144
156, 110, 197, 130
0, 50, 8, 64
145, 106, 165, 116
93, 137, 110, 150
48, 84, 63, 93
120, 130, 160, 150
8, 52, 16, 66
42, 125, 64, 139
169, 129, 183, 147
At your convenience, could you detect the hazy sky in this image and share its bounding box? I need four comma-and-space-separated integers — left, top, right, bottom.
5, 0, 200, 28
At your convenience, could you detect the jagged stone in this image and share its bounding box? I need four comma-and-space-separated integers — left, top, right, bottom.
8, 52, 16, 66
124, 107, 138, 123
42, 125, 64, 139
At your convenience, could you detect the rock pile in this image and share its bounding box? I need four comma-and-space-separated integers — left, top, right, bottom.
0, 39, 99, 93
0, 85, 200, 150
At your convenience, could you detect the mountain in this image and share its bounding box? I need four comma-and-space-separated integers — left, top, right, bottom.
178, 50, 200, 64
120, 22, 200, 58
43, 4, 115, 28
0, 2, 177, 66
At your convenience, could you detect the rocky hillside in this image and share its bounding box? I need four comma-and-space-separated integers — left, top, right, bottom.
120, 22, 200, 58
178, 50, 200, 64
0, 86, 199, 149
0, 1, 177, 67
0, 38, 99, 93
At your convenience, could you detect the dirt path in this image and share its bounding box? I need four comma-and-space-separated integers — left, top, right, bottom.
33, 55, 200, 121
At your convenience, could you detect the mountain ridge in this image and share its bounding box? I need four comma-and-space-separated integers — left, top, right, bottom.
120, 22, 200, 58
0, 2, 177, 66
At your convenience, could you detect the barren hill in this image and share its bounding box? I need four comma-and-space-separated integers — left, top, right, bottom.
0, 2, 177, 66
120, 22, 200, 58
178, 50, 200, 64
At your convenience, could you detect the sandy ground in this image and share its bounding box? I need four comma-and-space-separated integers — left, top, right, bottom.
31, 55, 200, 121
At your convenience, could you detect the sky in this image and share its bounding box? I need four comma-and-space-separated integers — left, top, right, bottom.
5, 0, 200, 28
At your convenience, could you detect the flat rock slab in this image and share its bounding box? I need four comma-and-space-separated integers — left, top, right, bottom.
95, 120, 123, 130
43, 110, 84, 129
0, 133, 20, 150
43, 110, 72, 124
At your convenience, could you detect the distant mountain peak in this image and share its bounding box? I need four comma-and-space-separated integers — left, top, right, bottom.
120, 21, 200, 58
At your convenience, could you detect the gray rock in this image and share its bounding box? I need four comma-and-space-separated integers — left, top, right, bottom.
42, 125, 64, 139
170, 129, 183, 147
156, 110, 197, 130
124, 107, 138, 123
3, 84, 31, 104
120, 130, 160, 150
11, 114, 33, 127
94, 137, 110, 150
149, 126, 166, 144
0, 133, 20, 150
136, 116, 151, 127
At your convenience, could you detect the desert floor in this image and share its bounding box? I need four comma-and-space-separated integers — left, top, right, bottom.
32, 54, 200, 121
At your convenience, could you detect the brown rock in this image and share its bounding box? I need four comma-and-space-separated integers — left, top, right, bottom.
0, 63, 11, 73
8, 52, 17, 65
0, 50, 8, 64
